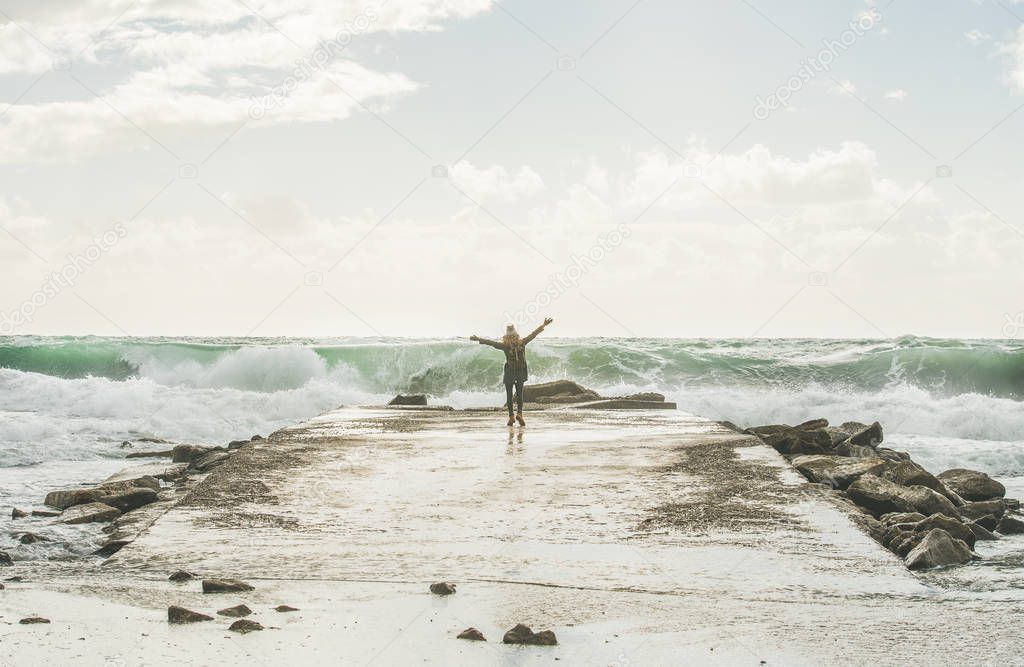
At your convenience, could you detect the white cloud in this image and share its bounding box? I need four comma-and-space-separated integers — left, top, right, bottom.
625, 141, 930, 211
450, 162, 544, 202
965, 29, 991, 44
884, 89, 908, 101
1001, 26, 1024, 93
0, 0, 491, 161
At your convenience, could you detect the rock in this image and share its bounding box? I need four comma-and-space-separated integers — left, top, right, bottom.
840, 421, 869, 433
19, 616, 50, 624
969, 522, 999, 541
60, 502, 121, 524
96, 488, 158, 513
11, 508, 27, 519
275, 605, 299, 612
18, 532, 47, 545
959, 500, 1007, 522
169, 570, 196, 582
824, 427, 852, 447
875, 448, 911, 462
744, 424, 792, 437
457, 627, 486, 641
937, 469, 1006, 502
894, 532, 926, 558
217, 604, 252, 617
913, 513, 975, 549
429, 582, 456, 595
1006, 498, 1021, 511
502, 623, 558, 645
846, 475, 916, 516
228, 619, 264, 634
794, 418, 829, 431
996, 515, 1024, 535
202, 578, 254, 593
101, 476, 161, 493
168, 606, 213, 623
251, 435, 263, 441
31, 510, 59, 518
848, 421, 884, 447
535, 391, 601, 404
878, 462, 964, 506
522, 380, 597, 402
762, 428, 833, 457
879, 512, 926, 526
576, 399, 676, 410
171, 445, 213, 464
901, 486, 961, 519
833, 441, 876, 458
791, 455, 886, 489
227, 440, 248, 450
191, 450, 230, 472
120, 440, 133, 448
973, 514, 999, 532
905, 529, 973, 570
388, 394, 427, 406
620, 392, 665, 402
93, 539, 131, 557
105, 463, 187, 483
0, 551, 13, 566
125, 450, 174, 459
44, 488, 104, 510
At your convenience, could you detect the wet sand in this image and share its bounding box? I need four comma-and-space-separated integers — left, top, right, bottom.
3, 407, 1022, 664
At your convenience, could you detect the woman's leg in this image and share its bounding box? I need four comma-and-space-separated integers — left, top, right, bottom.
505, 382, 515, 417
515, 380, 525, 413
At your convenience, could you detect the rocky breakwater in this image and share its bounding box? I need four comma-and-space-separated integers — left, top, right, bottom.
4, 435, 266, 564
740, 419, 1020, 570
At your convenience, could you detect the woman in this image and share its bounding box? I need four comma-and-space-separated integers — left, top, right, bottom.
471, 317, 554, 426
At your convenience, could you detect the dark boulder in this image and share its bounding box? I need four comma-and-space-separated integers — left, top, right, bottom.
168, 606, 213, 623
834, 441, 877, 458
744, 424, 792, 437
191, 450, 231, 472
794, 418, 829, 431
901, 486, 961, 520
790, 455, 886, 490
913, 513, 975, 549
937, 469, 1005, 502
996, 515, 1024, 535
502, 623, 558, 646
169, 570, 196, 582
429, 582, 456, 595
875, 448, 911, 462
905, 529, 973, 570
0, 551, 13, 566
879, 512, 926, 526
973, 514, 999, 532
457, 627, 486, 641
44, 488, 104, 510
959, 500, 1006, 522
202, 578, 254, 593
11, 508, 27, 519
19, 616, 50, 624
60, 502, 121, 524
31, 510, 59, 518
762, 428, 832, 457
217, 604, 252, 617
846, 475, 916, 516
825, 427, 852, 447
848, 421, 884, 447
227, 440, 248, 450
97, 488, 158, 513
969, 522, 999, 541
275, 605, 299, 612
840, 421, 869, 433
228, 619, 263, 634
18, 533, 47, 545
388, 394, 428, 406
171, 445, 212, 464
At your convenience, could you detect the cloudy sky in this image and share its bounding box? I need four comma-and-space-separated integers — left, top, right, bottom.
1, 0, 1022, 338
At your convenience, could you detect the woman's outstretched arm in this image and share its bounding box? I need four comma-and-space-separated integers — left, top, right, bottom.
522, 317, 553, 345
470, 335, 505, 350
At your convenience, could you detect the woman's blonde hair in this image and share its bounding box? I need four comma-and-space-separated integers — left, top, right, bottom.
502, 324, 521, 346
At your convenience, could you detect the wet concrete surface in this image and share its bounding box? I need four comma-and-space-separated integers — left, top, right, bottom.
4, 407, 1023, 664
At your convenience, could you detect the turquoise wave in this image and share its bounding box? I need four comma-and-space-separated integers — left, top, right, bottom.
0, 335, 1021, 399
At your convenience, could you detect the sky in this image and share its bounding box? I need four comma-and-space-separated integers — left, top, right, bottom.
1, 0, 1023, 339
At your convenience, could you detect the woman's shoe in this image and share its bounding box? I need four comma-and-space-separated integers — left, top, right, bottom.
516, 412, 526, 426
507, 415, 515, 426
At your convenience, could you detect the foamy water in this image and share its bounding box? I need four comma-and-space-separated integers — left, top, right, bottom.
1, 335, 1022, 561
